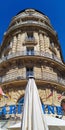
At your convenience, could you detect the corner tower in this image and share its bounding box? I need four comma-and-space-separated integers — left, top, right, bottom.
0, 9, 65, 108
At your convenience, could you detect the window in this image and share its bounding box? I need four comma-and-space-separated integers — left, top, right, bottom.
27, 32, 33, 38
26, 67, 33, 77
18, 97, 24, 104
50, 39, 57, 57
50, 39, 54, 46
18, 96, 44, 112
26, 47, 34, 55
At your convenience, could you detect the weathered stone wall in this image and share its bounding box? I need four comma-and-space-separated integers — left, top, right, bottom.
1, 31, 62, 62
0, 85, 63, 107
1, 63, 63, 84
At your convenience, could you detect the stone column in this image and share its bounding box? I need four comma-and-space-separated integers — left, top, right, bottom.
12, 36, 17, 53
34, 32, 39, 51
44, 35, 50, 53
20, 32, 26, 52
34, 66, 41, 79
39, 33, 45, 52
16, 33, 21, 52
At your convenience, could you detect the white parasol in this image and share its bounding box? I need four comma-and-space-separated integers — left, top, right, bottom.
21, 78, 49, 130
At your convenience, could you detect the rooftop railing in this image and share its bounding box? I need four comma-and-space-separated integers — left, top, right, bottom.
7, 20, 56, 36
0, 71, 65, 86
0, 51, 63, 64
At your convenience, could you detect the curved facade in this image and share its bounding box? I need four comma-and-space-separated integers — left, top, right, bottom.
0, 9, 65, 121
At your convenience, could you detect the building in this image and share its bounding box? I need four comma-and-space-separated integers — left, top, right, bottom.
0, 9, 65, 129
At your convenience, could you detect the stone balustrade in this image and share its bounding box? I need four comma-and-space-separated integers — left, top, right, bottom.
0, 51, 62, 64
0, 71, 65, 86
7, 20, 56, 36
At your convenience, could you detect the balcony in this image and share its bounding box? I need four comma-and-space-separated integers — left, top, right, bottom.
7, 20, 56, 37
0, 51, 63, 65
23, 37, 37, 45
0, 71, 65, 86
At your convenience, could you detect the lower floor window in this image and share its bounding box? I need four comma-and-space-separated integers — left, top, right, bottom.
26, 67, 33, 77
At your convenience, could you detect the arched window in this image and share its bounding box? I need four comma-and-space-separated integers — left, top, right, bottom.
18, 96, 44, 112
18, 97, 24, 104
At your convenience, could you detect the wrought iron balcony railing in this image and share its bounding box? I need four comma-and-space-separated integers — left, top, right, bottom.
0, 51, 63, 64
23, 37, 37, 45
0, 71, 65, 86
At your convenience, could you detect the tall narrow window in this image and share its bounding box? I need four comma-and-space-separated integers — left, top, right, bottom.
27, 32, 33, 38
50, 40, 54, 48
26, 67, 33, 77
26, 47, 34, 55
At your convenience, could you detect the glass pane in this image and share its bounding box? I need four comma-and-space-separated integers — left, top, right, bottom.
26, 48, 34, 55
18, 97, 24, 104
26, 68, 33, 77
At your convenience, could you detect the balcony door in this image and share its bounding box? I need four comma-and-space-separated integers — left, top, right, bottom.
26, 47, 34, 55
26, 67, 33, 77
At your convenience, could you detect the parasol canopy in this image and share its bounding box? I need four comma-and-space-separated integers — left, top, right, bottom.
8, 78, 65, 130
21, 78, 49, 130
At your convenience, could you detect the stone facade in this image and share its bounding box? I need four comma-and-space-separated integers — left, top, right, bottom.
0, 9, 65, 115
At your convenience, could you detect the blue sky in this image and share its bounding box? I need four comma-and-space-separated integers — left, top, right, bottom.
0, 0, 65, 60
